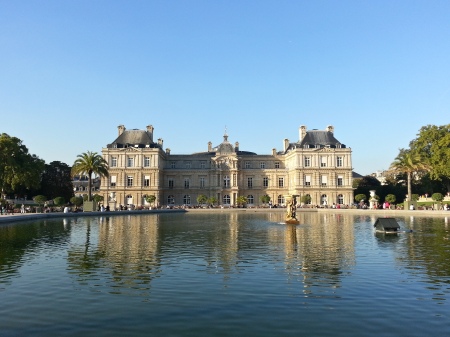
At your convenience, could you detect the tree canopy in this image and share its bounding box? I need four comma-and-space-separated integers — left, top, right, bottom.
390, 148, 430, 201
0, 133, 45, 196
40, 161, 74, 201
71, 151, 109, 201
409, 124, 450, 191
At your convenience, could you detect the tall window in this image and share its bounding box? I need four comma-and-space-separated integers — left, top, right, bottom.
263, 177, 269, 187
110, 176, 116, 187
275, 162, 280, 169
200, 161, 206, 169
247, 177, 253, 188
144, 157, 150, 167
185, 162, 191, 169
338, 194, 344, 205
304, 157, 311, 167
111, 157, 117, 167
321, 194, 328, 205
183, 195, 191, 205
168, 195, 175, 204
184, 178, 190, 189
245, 161, 251, 169
277, 195, 285, 205
127, 157, 134, 167
171, 161, 176, 168
337, 156, 343, 167
304, 175, 311, 186
200, 177, 206, 188
127, 176, 133, 187
321, 175, 327, 186
223, 195, 231, 205
337, 176, 343, 186
260, 162, 266, 169
247, 195, 254, 204
144, 175, 150, 187
223, 175, 230, 188
320, 157, 327, 167
168, 178, 174, 188
278, 177, 284, 187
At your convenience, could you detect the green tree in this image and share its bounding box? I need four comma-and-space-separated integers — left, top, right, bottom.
196, 194, 207, 205
70, 196, 83, 207
53, 197, 66, 206
40, 161, 74, 201
385, 194, 396, 204
236, 196, 247, 207
71, 151, 109, 201
432, 192, 444, 203
207, 196, 217, 207
300, 194, 311, 205
93, 194, 103, 203
145, 195, 156, 207
410, 124, 450, 191
0, 133, 45, 196
34, 195, 47, 207
353, 175, 381, 188
355, 194, 367, 203
260, 194, 271, 205
390, 149, 430, 202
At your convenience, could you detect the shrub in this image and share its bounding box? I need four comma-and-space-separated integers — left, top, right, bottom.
355, 194, 367, 203
432, 193, 444, 202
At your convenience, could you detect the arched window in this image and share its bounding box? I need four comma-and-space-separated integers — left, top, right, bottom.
247, 195, 254, 205
277, 195, 285, 206
183, 195, 191, 205
168, 195, 175, 204
126, 195, 133, 205
223, 195, 231, 205
321, 194, 327, 205
337, 194, 344, 205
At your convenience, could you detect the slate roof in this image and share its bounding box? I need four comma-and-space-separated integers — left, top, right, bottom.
106, 129, 162, 149
284, 129, 346, 153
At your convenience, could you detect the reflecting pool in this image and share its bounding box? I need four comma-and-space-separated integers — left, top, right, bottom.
1, 211, 450, 336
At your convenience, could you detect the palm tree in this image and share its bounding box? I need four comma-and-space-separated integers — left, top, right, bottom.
390, 149, 430, 201
71, 151, 109, 201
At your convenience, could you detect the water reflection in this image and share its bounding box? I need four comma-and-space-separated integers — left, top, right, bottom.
1, 212, 450, 298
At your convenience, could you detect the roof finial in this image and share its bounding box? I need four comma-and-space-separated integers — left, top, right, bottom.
224, 126, 228, 142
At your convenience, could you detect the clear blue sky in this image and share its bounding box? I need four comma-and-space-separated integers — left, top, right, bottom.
1, 0, 449, 175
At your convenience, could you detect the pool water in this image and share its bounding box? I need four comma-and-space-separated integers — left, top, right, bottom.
1, 211, 450, 336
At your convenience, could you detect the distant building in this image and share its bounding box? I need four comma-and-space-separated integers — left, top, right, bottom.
100, 124, 354, 209
371, 170, 388, 185
73, 175, 100, 199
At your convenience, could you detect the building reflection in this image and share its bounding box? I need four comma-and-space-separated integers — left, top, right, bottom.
268, 212, 356, 296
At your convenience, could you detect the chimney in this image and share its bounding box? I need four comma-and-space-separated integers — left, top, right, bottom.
166, 148, 171, 155
235, 141, 239, 152
146, 125, 154, 142
208, 141, 212, 152
272, 148, 277, 156
158, 138, 163, 147
299, 125, 307, 141
118, 125, 126, 136
326, 125, 334, 134
283, 139, 290, 152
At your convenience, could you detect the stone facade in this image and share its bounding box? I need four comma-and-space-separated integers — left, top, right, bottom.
100, 124, 354, 209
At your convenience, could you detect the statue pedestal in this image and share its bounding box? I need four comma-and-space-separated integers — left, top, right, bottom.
285, 218, 299, 225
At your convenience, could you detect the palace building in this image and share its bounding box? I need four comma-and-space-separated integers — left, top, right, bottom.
100, 124, 353, 209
